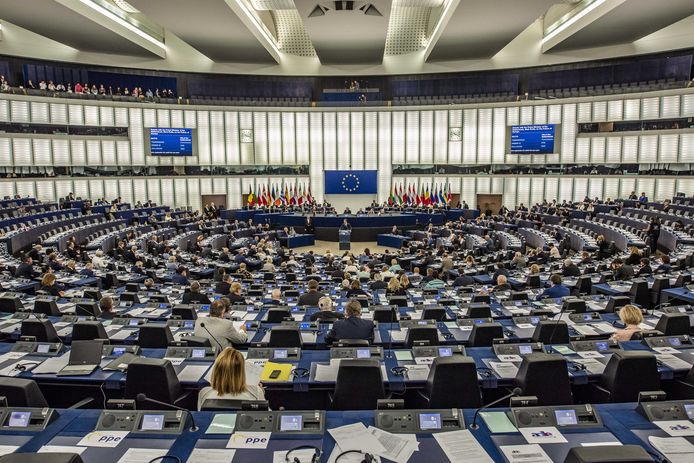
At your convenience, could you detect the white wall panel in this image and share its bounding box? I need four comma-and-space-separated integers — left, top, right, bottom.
572, 178, 588, 202
530, 177, 544, 205
227, 177, 242, 209
516, 177, 530, 208
492, 108, 506, 164
533, 105, 547, 124
224, 112, 240, 165
677, 178, 694, 195
129, 108, 145, 165
619, 177, 636, 199
114, 107, 129, 126
641, 97, 660, 119
200, 177, 213, 195
638, 135, 658, 163
607, 100, 623, 121
116, 140, 130, 166
520, 106, 533, 125
350, 112, 364, 168
282, 112, 297, 165
86, 139, 101, 165
624, 99, 640, 120
661, 95, 680, 118
364, 112, 378, 170
15, 181, 34, 198
32, 139, 50, 165
196, 111, 211, 165
0, 100, 8, 122
309, 112, 324, 202
83, 106, 99, 126
592, 101, 607, 122
160, 179, 174, 207
604, 178, 619, 201
462, 109, 477, 164
10, 101, 29, 123
544, 177, 559, 203
548, 105, 562, 124
605, 137, 622, 163
590, 137, 605, 164
103, 179, 119, 202
142, 108, 156, 128
477, 108, 492, 164
30, 102, 49, 123
503, 177, 516, 208
73, 180, 88, 200
52, 139, 70, 166
146, 179, 161, 205
658, 134, 679, 163
447, 109, 462, 164
588, 177, 603, 201
681, 133, 694, 163
337, 112, 351, 169
88, 179, 104, 201
575, 137, 590, 163
0, 139, 10, 166
54, 180, 73, 201
391, 112, 405, 164
637, 178, 655, 201
251, 112, 266, 165
561, 104, 576, 163
433, 110, 447, 164
461, 177, 476, 208
156, 109, 170, 128
100, 140, 116, 166
377, 112, 392, 204
577, 102, 592, 122
323, 112, 337, 170
405, 111, 419, 164
621, 136, 638, 163
173, 178, 187, 208
210, 111, 225, 165
559, 177, 573, 203
655, 178, 675, 201
132, 179, 147, 204
506, 106, 519, 125
118, 179, 134, 204
187, 178, 201, 211
35, 181, 55, 202
268, 112, 283, 165
296, 112, 310, 165
683, 94, 694, 117
419, 111, 434, 164
12, 139, 31, 166
100, 106, 115, 127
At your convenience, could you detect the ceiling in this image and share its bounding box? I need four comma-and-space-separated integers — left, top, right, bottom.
0, 0, 693, 75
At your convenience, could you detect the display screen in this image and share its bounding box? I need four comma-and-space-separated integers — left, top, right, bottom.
684, 404, 694, 420
582, 314, 592, 321
419, 413, 442, 430
8, 411, 31, 427
129, 319, 139, 326
274, 349, 288, 359
149, 128, 194, 156
112, 347, 126, 357
37, 344, 50, 353
300, 322, 311, 330
555, 409, 578, 426
140, 414, 165, 431
510, 124, 555, 154
594, 342, 609, 352
530, 317, 540, 324
191, 348, 206, 358
183, 320, 194, 329
356, 348, 371, 359
201, 305, 210, 311
669, 337, 682, 347
518, 345, 533, 355
438, 347, 453, 357
244, 322, 255, 330
279, 415, 302, 431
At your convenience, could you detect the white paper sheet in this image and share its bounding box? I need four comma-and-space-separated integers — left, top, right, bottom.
186, 448, 236, 463
405, 365, 430, 381
499, 444, 552, 463
577, 351, 604, 359
328, 422, 386, 456
489, 361, 519, 379
368, 426, 419, 463
116, 448, 170, 463
432, 429, 493, 463
656, 354, 693, 371
519, 426, 568, 444
38, 446, 86, 455
648, 436, 694, 463
654, 420, 694, 437
0, 446, 18, 456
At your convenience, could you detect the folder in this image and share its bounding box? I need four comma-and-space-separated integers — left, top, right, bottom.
260, 361, 293, 382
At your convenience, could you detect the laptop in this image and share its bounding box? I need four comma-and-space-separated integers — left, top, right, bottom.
57, 340, 104, 376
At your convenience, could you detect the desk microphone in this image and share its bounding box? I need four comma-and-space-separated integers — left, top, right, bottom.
650, 302, 670, 318
546, 299, 569, 354
199, 322, 224, 350
136, 393, 198, 432
469, 387, 522, 430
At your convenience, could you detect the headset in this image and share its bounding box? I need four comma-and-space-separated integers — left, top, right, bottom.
568, 361, 587, 372
13, 362, 42, 372
335, 450, 376, 463
390, 366, 408, 376
284, 445, 321, 463
291, 367, 310, 378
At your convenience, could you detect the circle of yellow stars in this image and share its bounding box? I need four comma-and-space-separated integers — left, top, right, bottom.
341, 173, 360, 192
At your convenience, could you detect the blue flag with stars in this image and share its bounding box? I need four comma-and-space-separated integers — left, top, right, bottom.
324, 170, 378, 194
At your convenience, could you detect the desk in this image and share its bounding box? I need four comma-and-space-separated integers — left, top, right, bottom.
377, 234, 411, 249
285, 234, 315, 248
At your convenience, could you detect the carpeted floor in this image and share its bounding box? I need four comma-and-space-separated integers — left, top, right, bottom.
291, 240, 396, 255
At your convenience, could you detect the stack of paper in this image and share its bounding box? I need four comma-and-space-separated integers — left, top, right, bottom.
489, 361, 519, 379
656, 354, 693, 371
327, 423, 420, 463
432, 429, 493, 463
499, 444, 552, 463
405, 365, 430, 381
648, 436, 694, 463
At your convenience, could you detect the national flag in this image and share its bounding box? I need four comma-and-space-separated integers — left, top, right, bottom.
285, 184, 291, 204
306, 185, 313, 204
247, 187, 255, 207
395, 184, 402, 205
416, 184, 422, 205
447, 184, 452, 205
388, 186, 395, 206
424, 185, 431, 205
402, 184, 409, 205
410, 184, 415, 205
297, 184, 304, 205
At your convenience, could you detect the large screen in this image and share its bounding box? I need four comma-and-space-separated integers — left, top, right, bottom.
510, 124, 556, 154
148, 128, 194, 156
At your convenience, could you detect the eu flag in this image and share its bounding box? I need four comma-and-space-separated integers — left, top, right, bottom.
324, 170, 378, 194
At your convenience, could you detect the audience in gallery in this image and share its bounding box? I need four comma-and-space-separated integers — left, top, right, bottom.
19, 78, 175, 99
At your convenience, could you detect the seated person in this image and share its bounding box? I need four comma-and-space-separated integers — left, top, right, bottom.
562, 259, 581, 277
15, 255, 37, 279
655, 255, 671, 273
227, 282, 247, 304
171, 266, 190, 285
386, 277, 406, 296
324, 299, 374, 344
310, 296, 345, 322
346, 279, 368, 298
194, 300, 248, 349
637, 258, 653, 276
80, 262, 95, 277
298, 279, 324, 306
99, 296, 117, 319
39, 273, 65, 298
611, 258, 634, 281
182, 281, 211, 305
609, 304, 643, 342
536, 274, 570, 300
452, 267, 475, 287
197, 347, 265, 410
493, 274, 511, 292
369, 272, 387, 291
264, 288, 283, 305
424, 270, 446, 289
215, 274, 233, 295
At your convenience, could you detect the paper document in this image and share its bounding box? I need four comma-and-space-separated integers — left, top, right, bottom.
314, 362, 340, 382
164, 357, 185, 366
575, 359, 606, 375
272, 449, 315, 463
497, 355, 522, 363
110, 329, 137, 341
591, 323, 617, 334
572, 325, 599, 336
519, 426, 568, 444
117, 448, 170, 463
390, 330, 407, 342
405, 365, 430, 381
499, 444, 552, 463
414, 357, 435, 365
328, 422, 386, 456
653, 347, 681, 354
489, 361, 519, 378
654, 420, 694, 437
38, 446, 85, 455
177, 365, 210, 382
432, 429, 493, 463
394, 351, 413, 361
0, 446, 18, 456
327, 444, 381, 463
368, 426, 419, 463
656, 354, 692, 371
244, 360, 264, 386
186, 448, 236, 463
31, 353, 70, 374
577, 351, 604, 359
648, 436, 694, 463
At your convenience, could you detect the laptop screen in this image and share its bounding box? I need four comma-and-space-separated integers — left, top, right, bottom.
69, 340, 104, 365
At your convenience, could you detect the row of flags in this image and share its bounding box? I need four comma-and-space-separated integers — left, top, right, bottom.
389, 183, 452, 206
247, 184, 313, 207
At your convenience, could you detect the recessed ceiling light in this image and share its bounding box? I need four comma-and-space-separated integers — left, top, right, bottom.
113, 0, 139, 13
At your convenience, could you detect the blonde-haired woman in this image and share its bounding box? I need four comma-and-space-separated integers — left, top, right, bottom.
609, 305, 644, 342
197, 347, 265, 410
386, 277, 405, 296
399, 274, 411, 290
40, 273, 65, 297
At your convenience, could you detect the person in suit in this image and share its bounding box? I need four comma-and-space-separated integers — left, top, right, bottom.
562, 259, 581, 277
655, 255, 671, 273
171, 266, 190, 285
611, 258, 634, 281
14, 255, 37, 279
216, 274, 233, 295
227, 282, 247, 304
182, 281, 211, 305
310, 296, 345, 322
304, 217, 315, 234
491, 263, 510, 282
493, 274, 511, 292
346, 279, 368, 298
369, 272, 388, 291
193, 300, 248, 350
298, 279, 324, 306
536, 274, 570, 300
324, 299, 374, 344
39, 273, 65, 298
339, 219, 352, 231
99, 296, 118, 319
637, 258, 653, 276
79, 262, 95, 277
452, 267, 475, 287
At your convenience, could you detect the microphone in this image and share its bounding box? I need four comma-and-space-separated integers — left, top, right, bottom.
650, 302, 670, 317
469, 387, 522, 430
136, 393, 198, 432
546, 299, 569, 354
199, 322, 225, 350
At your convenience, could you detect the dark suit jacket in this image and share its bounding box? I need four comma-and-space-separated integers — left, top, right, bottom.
310, 311, 345, 322
324, 317, 374, 344
216, 281, 232, 295
453, 275, 475, 287
563, 265, 581, 277
182, 292, 211, 305
298, 290, 323, 306
14, 263, 36, 279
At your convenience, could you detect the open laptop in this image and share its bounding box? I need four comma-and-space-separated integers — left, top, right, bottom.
57, 340, 104, 376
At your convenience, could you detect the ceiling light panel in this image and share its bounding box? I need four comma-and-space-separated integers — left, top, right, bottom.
251, 0, 297, 10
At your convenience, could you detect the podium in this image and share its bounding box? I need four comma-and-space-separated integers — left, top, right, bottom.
338, 230, 352, 250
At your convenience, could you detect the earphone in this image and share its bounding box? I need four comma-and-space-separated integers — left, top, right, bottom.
390, 366, 408, 376
291, 367, 309, 378
284, 445, 321, 463
335, 450, 376, 463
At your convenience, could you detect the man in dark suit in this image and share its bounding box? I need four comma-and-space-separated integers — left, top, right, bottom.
298, 279, 324, 306
339, 219, 352, 231
216, 274, 233, 295
452, 267, 475, 287
310, 296, 345, 322
324, 299, 374, 344
15, 255, 37, 279
182, 281, 211, 305
611, 258, 634, 281
562, 259, 581, 277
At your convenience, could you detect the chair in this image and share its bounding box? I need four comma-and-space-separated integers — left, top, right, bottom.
593, 351, 659, 403
21, 319, 60, 343
0, 296, 23, 313
101, 273, 119, 289
421, 307, 446, 321
137, 325, 174, 348
82, 288, 102, 301
75, 302, 101, 317
629, 280, 650, 309
605, 296, 631, 313
650, 276, 670, 307
510, 292, 528, 301
532, 320, 570, 344
172, 306, 197, 320
404, 326, 439, 347
266, 308, 291, 323
185, 336, 212, 347
268, 326, 303, 348
373, 307, 398, 323
71, 321, 109, 341
471, 294, 490, 303
468, 323, 503, 347
562, 298, 586, 313
0, 378, 48, 407
389, 296, 408, 307
200, 399, 269, 411
673, 274, 691, 288
515, 353, 573, 406
526, 275, 542, 288
654, 313, 690, 336
563, 445, 653, 463
125, 358, 193, 408
33, 298, 61, 316
120, 292, 140, 304
331, 359, 385, 410
421, 357, 481, 408
467, 304, 491, 318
